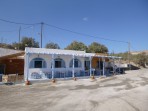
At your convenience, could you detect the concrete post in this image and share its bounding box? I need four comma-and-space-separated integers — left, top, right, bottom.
25, 53, 30, 85
72, 55, 75, 78
103, 57, 105, 76
52, 54, 55, 79
89, 56, 92, 76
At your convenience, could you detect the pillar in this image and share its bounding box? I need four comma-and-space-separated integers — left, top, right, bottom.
89, 56, 92, 76
24, 53, 27, 81
52, 54, 55, 79
119, 58, 121, 73
25, 53, 30, 85
72, 55, 75, 78
99, 58, 101, 70
113, 57, 115, 75
99, 57, 101, 75
102, 57, 105, 76
25, 53, 29, 81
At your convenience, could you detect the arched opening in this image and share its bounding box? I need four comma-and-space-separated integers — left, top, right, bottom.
54, 58, 65, 68
29, 58, 47, 68
69, 58, 81, 68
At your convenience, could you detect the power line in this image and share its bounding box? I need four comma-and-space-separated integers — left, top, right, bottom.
0, 18, 40, 25
0, 25, 38, 33
0, 18, 128, 43
45, 23, 128, 44
0, 19, 132, 59
45, 23, 132, 66
0, 29, 18, 33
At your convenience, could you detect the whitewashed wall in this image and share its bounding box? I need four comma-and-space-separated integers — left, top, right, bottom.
27, 54, 85, 80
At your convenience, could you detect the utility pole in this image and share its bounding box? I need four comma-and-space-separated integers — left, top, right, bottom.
40, 22, 44, 48
18, 26, 21, 50
19, 26, 21, 43
128, 42, 131, 70
31, 26, 34, 47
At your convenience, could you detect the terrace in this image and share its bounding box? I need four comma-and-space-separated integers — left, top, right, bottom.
24, 48, 122, 81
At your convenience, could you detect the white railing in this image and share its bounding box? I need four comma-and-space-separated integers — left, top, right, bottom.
28, 68, 85, 80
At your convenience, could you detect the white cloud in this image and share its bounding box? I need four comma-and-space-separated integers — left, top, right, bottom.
82, 17, 88, 21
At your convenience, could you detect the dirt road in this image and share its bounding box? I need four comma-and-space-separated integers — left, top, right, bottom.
0, 69, 148, 111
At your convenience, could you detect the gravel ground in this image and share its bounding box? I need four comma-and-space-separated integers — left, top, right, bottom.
0, 68, 148, 111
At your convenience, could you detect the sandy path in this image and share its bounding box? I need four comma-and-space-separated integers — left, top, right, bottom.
0, 68, 148, 111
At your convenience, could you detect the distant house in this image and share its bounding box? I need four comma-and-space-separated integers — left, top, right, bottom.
0, 48, 24, 75
131, 50, 148, 55
24, 48, 121, 81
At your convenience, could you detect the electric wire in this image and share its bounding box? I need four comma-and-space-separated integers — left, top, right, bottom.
0, 18, 131, 51
45, 23, 128, 44
0, 25, 38, 33
0, 18, 128, 44
0, 18, 40, 25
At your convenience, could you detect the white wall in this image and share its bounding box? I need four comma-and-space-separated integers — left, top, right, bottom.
29, 54, 85, 69
27, 54, 85, 80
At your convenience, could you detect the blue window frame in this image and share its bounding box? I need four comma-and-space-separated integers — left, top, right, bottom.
69, 58, 81, 68
30, 58, 47, 68
54, 58, 65, 68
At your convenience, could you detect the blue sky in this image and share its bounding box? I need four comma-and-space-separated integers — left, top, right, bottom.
0, 0, 148, 53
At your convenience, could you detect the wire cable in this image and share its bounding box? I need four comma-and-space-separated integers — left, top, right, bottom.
0, 29, 18, 33
0, 25, 38, 33
45, 23, 128, 44
0, 18, 128, 43
0, 18, 40, 25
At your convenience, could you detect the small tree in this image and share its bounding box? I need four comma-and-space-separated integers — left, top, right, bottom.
0, 43, 14, 49
45, 42, 60, 49
132, 52, 147, 67
12, 37, 39, 50
88, 42, 108, 53
65, 41, 88, 51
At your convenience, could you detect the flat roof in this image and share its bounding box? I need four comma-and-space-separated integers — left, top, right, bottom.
0, 52, 25, 60
25, 47, 121, 59
0, 48, 23, 57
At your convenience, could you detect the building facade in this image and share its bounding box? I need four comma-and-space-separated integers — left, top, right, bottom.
24, 48, 121, 81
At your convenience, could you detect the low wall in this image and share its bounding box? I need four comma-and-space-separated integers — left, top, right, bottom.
2, 74, 24, 83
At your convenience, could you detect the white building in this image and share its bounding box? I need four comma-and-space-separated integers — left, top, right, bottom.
24, 48, 121, 81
